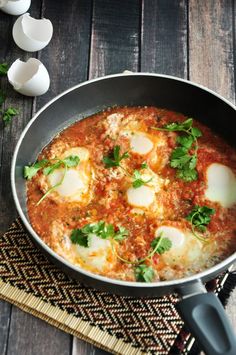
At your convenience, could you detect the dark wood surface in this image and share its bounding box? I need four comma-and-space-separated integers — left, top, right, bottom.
0, 1, 236, 354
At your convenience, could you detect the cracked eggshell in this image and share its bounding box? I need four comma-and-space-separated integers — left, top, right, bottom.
0, 0, 31, 15
8, 58, 50, 96
12, 13, 53, 52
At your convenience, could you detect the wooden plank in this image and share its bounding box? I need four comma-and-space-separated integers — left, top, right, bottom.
36, 0, 93, 109
189, 0, 235, 102
189, 0, 236, 340
0, 1, 42, 232
89, 0, 140, 78
0, 300, 11, 355
0, 2, 43, 355
32, 1, 93, 354
6, 307, 71, 355
141, 0, 188, 78
72, 1, 140, 353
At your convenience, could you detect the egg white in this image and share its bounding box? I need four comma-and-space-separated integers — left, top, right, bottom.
155, 225, 213, 268
51, 221, 116, 273
40, 147, 93, 204
205, 163, 236, 208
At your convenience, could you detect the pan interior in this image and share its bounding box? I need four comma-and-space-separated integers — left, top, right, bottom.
13, 74, 236, 288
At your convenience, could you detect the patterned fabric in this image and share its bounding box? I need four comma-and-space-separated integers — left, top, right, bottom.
0, 219, 235, 355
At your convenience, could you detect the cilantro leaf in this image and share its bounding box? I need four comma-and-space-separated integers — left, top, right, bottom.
70, 229, 91, 247
114, 226, 129, 241
43, 161, 62, 175
141, 162, 148, 169
103, 145, 129, 168
176, 167, 198, 182
151, 236, 172, 254
71, 221, 128, 245
170, 147, 191, 168
24, 159, 49, 180
63, 155, 80, 167
135, 264, 155, 282
154, 118, 202, 183
132, 170, 152, 189
43, 155, 80, 175
176, 135, 194, 149
2, 107, 19, 125
186, 205, 215, 241
164, 118, 193, 131
0, 63, 8, 76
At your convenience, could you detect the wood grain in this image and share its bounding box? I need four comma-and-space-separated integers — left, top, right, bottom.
141, 0, 188, 78
0, 300, 11, 355
1, 0, 236, 354
6, 307, 71, 355
0, 3, 41, 353
189, 0, 235, 102
36, 0, 92, 109
89, 0, 140, 78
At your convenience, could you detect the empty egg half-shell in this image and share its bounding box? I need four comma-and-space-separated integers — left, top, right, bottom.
8, 58, 50, 96
12, 13, 53, 52
0, 0, 31, 15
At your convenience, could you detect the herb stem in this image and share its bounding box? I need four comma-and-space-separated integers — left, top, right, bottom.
36, 163, 67, 206
190, 211, 208, 242
112, 233, 164, 265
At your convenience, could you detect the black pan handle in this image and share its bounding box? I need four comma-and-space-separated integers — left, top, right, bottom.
177, 284, 236, 355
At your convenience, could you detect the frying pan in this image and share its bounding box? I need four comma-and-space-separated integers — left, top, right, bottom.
11, 73, 236, 354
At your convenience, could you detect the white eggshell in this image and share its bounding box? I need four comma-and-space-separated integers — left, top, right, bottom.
0, 0, 30, 15
7, 58, 50, 96
12, 13, 53, 52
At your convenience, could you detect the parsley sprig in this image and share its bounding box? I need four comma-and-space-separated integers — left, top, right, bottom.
134, 235, 172, 282
132, 169, 152, 188
186, 205, 215, 241
24, 159, 49, 180
24, 155, 80, 205
2, 107, 20, 125
135, 265, 155, 282
71, 221, 129, 247
113, 233, 172, 266
103, 145, 129, 168
152, 118, 202, 182
0, 63, 8, 76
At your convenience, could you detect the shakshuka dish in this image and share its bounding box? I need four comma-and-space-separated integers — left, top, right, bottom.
25, 107, 236, 282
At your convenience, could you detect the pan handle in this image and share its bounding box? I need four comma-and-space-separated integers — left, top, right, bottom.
177, 281, 236, 355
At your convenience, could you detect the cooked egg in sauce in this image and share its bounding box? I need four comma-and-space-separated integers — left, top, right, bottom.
26, 107, 236, 282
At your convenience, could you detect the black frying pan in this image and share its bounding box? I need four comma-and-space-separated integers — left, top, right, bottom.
11, 73, 236, 354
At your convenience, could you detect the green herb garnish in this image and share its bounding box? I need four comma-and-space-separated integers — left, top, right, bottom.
0, 63, 8, 76
103, 145, 129, 168
151, 236, 172, 254
135, 264, 155, 282
186, 205, 215, 241
24, 155, 80, 205
37, 155, 80, 205
132, 170, 152, 188
113, 233, 172, 266
2, 107, 19, 125
24, 159, 49, 180
140, 162, 148, 169
152, 118, 202, 182
70, 221, 129, 246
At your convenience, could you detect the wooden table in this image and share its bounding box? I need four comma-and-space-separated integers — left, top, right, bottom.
0, 1, 236, 354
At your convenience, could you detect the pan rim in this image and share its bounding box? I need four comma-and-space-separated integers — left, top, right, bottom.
11, 72, 236, 289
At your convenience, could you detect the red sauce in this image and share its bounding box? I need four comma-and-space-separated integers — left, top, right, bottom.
26, 107, 236, 282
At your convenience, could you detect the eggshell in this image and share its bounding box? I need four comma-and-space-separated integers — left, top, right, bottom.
12, 13, 53, 52
8, 58, 50, 96
0, 0, 31, 15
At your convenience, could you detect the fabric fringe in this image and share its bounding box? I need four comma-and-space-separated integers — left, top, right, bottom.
0, 281, 144, 355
